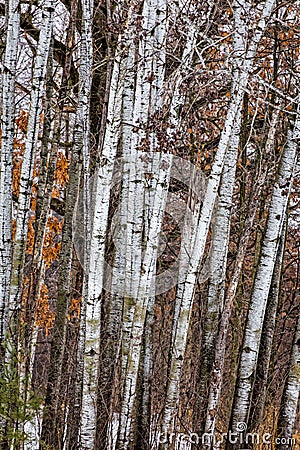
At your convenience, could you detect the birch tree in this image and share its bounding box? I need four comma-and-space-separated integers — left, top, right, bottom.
23, 48, 56, 450
197, 0, 249, 423
8, 0, 54, 334
111, 0, 168, 445
117, 154, 172, 449
204, 103, 282, 443
96, 41, 136, 449
250, 218, 287, 429
161, 0, 276, 437
229, 112, 299, 444
276, 307, 300, 449
0, 0, 20, 351
79, 2, 142, 446
0, 2, 54, 445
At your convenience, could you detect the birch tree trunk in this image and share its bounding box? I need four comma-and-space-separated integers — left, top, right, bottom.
117, 153, 172, 449
80, 51, 125, 450
40, 132, 82, 450
161, 0, 276, 437
0, 0, 19, 441
41, 0, 92, 446
250, 217, 287, 429
204, 103, 281, 444
79, 2, 141, 447
96, 39, 136, 450
167, 0, 200, 135
228, 115, 299, 447
118, 0, 167, 443
197, 0, 249, 424
0, 0, 20, 353
40, 0, 92, 448
95, 0, 168, 445
8, 0, 54, 334
23, 49, 57, 450
29, 0, 79, 435
198, 107, 242, 425
162, 14, 203, 436
1, 2, 54, 445
0, 6, 6, 114
276, 306, 300, 450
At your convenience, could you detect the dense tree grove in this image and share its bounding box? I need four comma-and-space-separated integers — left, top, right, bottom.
0, 0, 299, 448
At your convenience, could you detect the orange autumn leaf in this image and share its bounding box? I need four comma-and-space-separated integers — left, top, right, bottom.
21, 276, 30, 307
42, 216, 63, 267
13, 140, 25, 197
54, 152, 69, 187
42, 242, 61, 267
47, 216, 63, 234
26, 217, 35, 255
34, 283, 55, 335
51, 186, 61, 199
67, 297, 82, 322
15, 110, 29, 133
12, 219, 16, 242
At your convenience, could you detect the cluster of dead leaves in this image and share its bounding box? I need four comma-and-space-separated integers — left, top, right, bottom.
34, 283, 55, 335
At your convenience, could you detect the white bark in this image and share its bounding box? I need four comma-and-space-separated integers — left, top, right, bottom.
95, 0, 167, 440
170, 167, 205, 352
167, 1, 199, 135
117, 153, 172, 449
198, 0, 249, 424
24, 409, 43, 450
80, 2, 141, 446
113, 0, 168, 444
205, 0, 249, 333
109, 40, 135, 303
276, 312, 300, 448
102, 41, 136, 447
0, 13, 6, 114
204, 105, 281, 443
162, 0, 276, 436
230, 114, 299, 435
164, 8, 204, 393
81, 49, 125, 449
121, 0, 167, 325
7, 3, 54, 446
0, 0, 20, 346
66, 0, 93, 447
9, 0, 54, 320
198, 108, 242, 422
251, 216, 287, 428
139, 154, 165, 445
70, 0, 93, 447
148, 0, 167, 149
